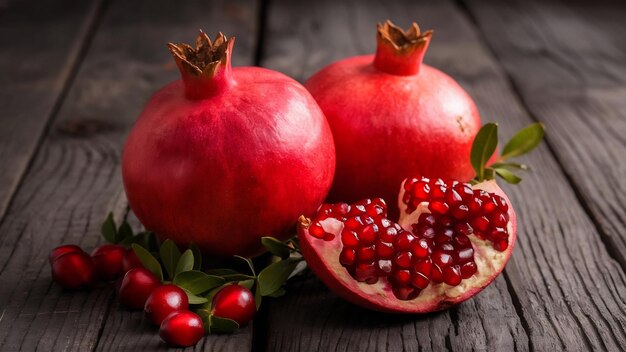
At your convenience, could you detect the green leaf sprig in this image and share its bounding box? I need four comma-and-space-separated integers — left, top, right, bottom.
471, 122, 545, 184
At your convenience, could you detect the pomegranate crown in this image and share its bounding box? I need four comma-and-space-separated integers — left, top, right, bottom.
373, 20, 433, 75
167, 31, 234, 78
376, 20, 433, 54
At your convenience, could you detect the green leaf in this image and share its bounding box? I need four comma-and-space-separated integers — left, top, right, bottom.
131, 244, 163, 281
174, 270, 225, 295
257, 259, 299, 296
190, 243, 203, 270
470, 123, 499, 181
261, 237, 291, 259
206, 268, 240, 276
238, 279, 255, 291
183, 288, 208, 304
491, 162, 528, 171
254, 283, 262, 310
222, 273, 256, 282
501, 123, 545, 160
234, 255, 256, 276
159, 240, 181, 279
196, 308, 212, 333
101, 212, 117, 244
267, 287, 286, 298
117, 221, 133, 243
494, 168, 522, 184
174, 249, 194, 277
210, 315, 239, 334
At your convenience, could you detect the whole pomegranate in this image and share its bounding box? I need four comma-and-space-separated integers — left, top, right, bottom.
122, 31, 335, 257
298, 176, 516, 313
145, 284, 189, 325
91, 244, 126, 280
159, 311, 204, 347
305, 21, 483, 215
211, 284, 256, 326
50, 250, 96, 290
118, 268, 161, 309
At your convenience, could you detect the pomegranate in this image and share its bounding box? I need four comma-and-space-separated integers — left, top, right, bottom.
91, 244, 126, 280
305, 21, 484, 215
145, 284, 189, 325
118, 268, 161, 309
159, 311, 204, 347
49, 244, 82, 263
122, 31, 335, 257
211, 284, 256, 326
50, 250, 96, 290
298, 177, 516, 312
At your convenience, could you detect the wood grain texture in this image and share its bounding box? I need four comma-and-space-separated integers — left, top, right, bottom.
0, 0, 257, 350
462, 0, 626, 270
261, 0, 626, 351
0, 0, 102, 221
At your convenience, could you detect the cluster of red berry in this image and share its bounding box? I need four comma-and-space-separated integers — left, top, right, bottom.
49, 243, 256, 347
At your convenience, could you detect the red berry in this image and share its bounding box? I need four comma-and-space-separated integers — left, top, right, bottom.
51, 251, 95, 289
144, 284, 189, 325
159, 311, 204, 347
91, 244, 126, 280
122, 248, 143, 272
118, 268, 160, 309
211, 285, 256, 326
49, 244, 82, 263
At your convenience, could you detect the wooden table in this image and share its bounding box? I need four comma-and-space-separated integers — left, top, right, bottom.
1, 0, 625, 350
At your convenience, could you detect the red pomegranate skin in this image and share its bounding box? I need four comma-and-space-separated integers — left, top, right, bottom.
122, 33, 335, 257
305, 22, 482, 214
49, 244, 82, 263
51, 251, 96, 290
91, 244, 126, 280
144, 284, 189, 325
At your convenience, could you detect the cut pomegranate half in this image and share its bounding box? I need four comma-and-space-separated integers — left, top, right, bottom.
298, 178, 516, 313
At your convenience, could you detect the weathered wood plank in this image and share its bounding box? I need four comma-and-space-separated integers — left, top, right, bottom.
463, 0, 626, 270
0, 0, 257, 350
0, 0, 102, 221
261, 0, 626, 351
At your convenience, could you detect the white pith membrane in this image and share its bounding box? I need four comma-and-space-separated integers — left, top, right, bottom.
298, 179, 516, 313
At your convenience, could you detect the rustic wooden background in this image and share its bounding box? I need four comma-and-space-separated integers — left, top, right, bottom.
0, 0, 625, 351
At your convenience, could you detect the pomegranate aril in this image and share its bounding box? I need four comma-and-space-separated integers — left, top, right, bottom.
419, 213, 436, 226
392, 286, 419, 300
309, 222, 326, 239
412, 181, 430, 200
394, 231, 415, 250
341, 229, 359, 247
359, 224, 378, 244
455, 183, 474, 199
431, 265, 443, 283
432, 250, 453, 267
454, 233, 471, 247
434, 234, 452, 246
378, 259, 393, 273
404, 178, 418, 191
461, 261, 477, 278
457, 247, 474, 262
411, 238, 430, 258
493, 212, 507, 227
356, 246, 376, 262
393, 269, 411, 285
333, 203, 350, 215
411, 272, 430, 290
472, 216, 490, 232
431, 184, 447, 198
414, 259, 432, 276
394, 251, 412, 268
446, 189, 462, 204
376, 241, 394, 258
344, 217, 362, 230
414, 224, 435, 239
442, 266, 462, 286
451, 204, 469, 219
355, 262, 378, 284
469, 197, 482, 213
454, 222, 473, 236
494, 239, 509, 251
429, 200, 449, 215
340, 249, 356, 266
379, 226, 398, 242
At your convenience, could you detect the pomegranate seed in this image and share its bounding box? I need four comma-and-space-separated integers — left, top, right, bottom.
419, 213, 436, 226
411, 238, 430, 258
469, 197, 482, 213
451, 204, 469, 219
412, 181, 430, 200
404, 178, 418, 191
309, 222, 326, 239
411, 272, 430, 289
355, 204, 366, 213
344, 217, 362, 230
429, 200, 449, 215
455, 183, 473, 199
445, 189, 462, 204
378, 259, 393, 273
359, 224, 378, 244
393, 269, 411, 285
355, 262, 377, 284
443, 266, 462, 286
454, 222, 473, 236
356, 246, 376, 262
472, 216, 490, 232
493, 212, 507, 227
434, 234, 451, 246
340, 249, 356, 266
341, 229, 359, 247
431, 184, 447, 198
394, 251, 412, 268
457, 247, 474, 262
432, 251, 453, 267
454, 233, 471, 247
414, 259, 432, 276
431, 265, 443, 283
394, 231, 415, 250
379, 226, 398, 242
392, 286, 419, 300
461, 261, 477, 278
376, 241, 394, 259
414, 224, 435, 238
438, 216, 453, 227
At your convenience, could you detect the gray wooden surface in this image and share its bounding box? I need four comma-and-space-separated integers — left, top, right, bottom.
0, 0, 624, 351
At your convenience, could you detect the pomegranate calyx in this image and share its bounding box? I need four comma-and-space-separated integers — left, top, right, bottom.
167, 31, 235, 99
373, 20, 433, 76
